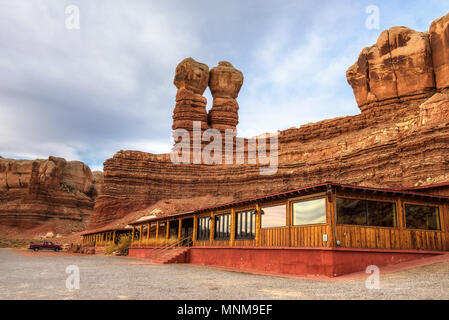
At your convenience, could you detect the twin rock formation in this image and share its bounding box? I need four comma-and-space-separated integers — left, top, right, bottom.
172, 58, 243, 136
347, 15, 449, 111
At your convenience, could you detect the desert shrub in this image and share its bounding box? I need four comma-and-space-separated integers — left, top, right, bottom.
115, 234, 132, 256
105, 242, 116, 255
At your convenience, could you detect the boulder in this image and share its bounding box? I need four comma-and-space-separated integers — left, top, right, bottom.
347, 27, 435, 111
430, 12, 449, 90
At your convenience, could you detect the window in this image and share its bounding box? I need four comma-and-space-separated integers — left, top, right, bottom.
197, 217, 211, 241
235, 210, 256, 239
214, 213, 231, 240
405, 204, 441, 230
261, 204, 286, 228
337, 198, 396, 227
293, 198, 326, 226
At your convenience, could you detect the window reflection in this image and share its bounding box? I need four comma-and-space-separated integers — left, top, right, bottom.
261, 204, 286, 228
214, 214, 231, 240
336, 198, 396, 227
235, 210, 256, 239
293, 198, 326, 226
405, 204, 440, 230
197, 217, 211, 240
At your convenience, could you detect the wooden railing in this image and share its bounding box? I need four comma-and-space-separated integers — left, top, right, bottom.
150, 235, 193, 259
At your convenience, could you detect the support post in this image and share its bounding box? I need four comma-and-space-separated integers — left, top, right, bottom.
178, 218, 182, 241
192, 216, 197, 246
112, 231, 116, 244
166, 220, 170, 244
210, 211, 215, 246
156, 221, 159, 240
255, 203, 261, 247
147, 223, 150, 241
139, 225, 142, 246
230, 208, 236, 247
131, 227, 135, 247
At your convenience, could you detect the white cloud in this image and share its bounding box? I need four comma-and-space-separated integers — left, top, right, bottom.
1, 0, 448, 170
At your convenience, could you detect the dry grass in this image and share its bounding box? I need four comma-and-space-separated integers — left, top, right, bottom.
0, 238, 39, 249
105, 234, 132, 256
135, 237, 178, 247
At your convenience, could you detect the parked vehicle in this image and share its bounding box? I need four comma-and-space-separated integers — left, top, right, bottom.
29, 241, 62, 252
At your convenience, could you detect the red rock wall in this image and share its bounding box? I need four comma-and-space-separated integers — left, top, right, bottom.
0, 156, 100, 233
347, 13, 449, 111
89, 13, 449, 230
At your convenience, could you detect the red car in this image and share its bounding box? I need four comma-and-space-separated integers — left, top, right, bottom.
29, 241, 62, 252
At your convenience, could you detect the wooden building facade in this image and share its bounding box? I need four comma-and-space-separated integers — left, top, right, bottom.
124, 183, 449, 252
82, 183, 449, 276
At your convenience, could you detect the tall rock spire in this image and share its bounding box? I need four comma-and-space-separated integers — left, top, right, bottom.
172, 58, 210, 133
208, 61, 244, 133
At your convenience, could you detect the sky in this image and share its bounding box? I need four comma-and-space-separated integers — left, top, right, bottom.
1, 0, 449, 171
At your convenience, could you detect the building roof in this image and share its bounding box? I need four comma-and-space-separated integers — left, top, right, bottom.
81, 227, 131, 236
127, 182, 449, 226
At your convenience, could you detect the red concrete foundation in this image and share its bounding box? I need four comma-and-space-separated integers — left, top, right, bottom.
188, 247, 442, 277
129, 247, 158, 259
129, 246, 442, 277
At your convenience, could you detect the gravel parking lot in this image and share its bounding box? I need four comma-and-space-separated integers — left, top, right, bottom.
0, 248, 448, 300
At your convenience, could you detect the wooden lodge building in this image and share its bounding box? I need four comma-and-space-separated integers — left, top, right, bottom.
82, 182, 449, 277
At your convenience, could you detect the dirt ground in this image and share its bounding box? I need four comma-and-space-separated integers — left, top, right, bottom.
0, 248, 448, 300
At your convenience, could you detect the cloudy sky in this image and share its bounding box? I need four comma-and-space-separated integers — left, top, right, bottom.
1, 1, 448, 171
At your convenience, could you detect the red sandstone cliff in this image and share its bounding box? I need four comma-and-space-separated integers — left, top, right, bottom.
89, 13, 449, 230
0, 156, 101, 235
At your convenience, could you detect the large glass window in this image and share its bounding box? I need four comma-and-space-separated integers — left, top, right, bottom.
337, 198, 396, 227
293, 198, 326, 226
214, 213, 231, 240
235, 210, 256, 240
261, 204, 286, 228
197, 217, 211, 241
405, 204, 441, 230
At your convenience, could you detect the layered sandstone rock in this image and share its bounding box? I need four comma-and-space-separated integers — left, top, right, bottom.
172, 58, 210, 133
0, 156, 98, 233
91, 171, 104, 198
89, 13, 449, 229
90, 94, 449, 228
430, 13, 449, 90
347, 27, 435, 111
208, 61, 244, 132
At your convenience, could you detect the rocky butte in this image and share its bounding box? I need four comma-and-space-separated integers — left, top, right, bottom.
84, 12, 449, 229
0, 156, 102, 235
